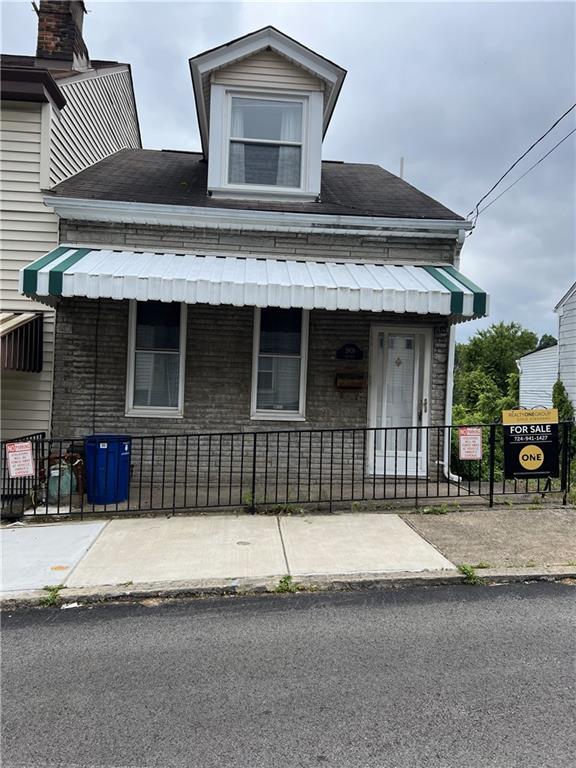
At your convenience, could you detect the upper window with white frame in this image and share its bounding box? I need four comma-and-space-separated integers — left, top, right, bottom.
207, 86, 323, 200
252, 307, 308, 420
126, 301, 186, 418
228, 96, 304, 188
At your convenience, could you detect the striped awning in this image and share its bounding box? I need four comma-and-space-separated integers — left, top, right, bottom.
20, 246, 488, 321
0, 312, 43, 372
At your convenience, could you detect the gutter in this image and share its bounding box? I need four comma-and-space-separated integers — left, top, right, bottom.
43, 196, 471, 241
442, 316, 462, 485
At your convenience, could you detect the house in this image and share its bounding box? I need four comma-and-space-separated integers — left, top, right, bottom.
0, 0, 140, 440
516, 281, 576, 411
19, 26, 488, 485
517, 344, 558, 408
555, 281, 576, 407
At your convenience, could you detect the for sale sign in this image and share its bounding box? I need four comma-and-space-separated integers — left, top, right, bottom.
459, 427, 483, 460
5, 441, 35, 479
502, 409, 559, 479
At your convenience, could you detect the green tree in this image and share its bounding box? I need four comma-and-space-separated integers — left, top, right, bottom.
453, 369, 500, 412
456, 322, 538, 393
553, 379, 576, 460
537, 333, 557, 350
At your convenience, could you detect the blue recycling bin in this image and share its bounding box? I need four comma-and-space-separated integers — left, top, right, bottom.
84, 435, 131, 505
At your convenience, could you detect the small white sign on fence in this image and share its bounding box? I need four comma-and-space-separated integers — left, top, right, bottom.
458, 427, 483, 461
5, 441, 35, 479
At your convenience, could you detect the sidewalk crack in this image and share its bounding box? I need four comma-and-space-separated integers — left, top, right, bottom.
276, 516, 291, 575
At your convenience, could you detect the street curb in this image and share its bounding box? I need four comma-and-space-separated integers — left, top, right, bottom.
1, 566, 575, 610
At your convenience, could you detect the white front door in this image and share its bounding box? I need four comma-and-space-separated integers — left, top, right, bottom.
369, 326, 431, 476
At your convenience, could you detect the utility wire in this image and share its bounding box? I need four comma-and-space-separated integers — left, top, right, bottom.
474, 127, 576, 218
467, 102, 576, 221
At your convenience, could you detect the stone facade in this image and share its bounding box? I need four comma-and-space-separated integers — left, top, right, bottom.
59, 220, 460, 267
50, 219, 453, 496
52, 297, 449, 437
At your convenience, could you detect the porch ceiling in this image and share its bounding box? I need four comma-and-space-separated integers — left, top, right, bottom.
20, 247, 488, 321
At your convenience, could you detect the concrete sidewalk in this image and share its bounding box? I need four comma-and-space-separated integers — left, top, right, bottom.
1, 506, 574, 606
1, 513, 454, 596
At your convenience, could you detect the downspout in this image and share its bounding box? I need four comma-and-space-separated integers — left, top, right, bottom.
442, 323, 461, 483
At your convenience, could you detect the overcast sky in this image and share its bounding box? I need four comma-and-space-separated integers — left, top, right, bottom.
2, 0, 575, 342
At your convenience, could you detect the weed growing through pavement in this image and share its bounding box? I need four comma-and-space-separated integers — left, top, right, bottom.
40, 584, 65, 607
420, 503, 450, 515
275, 575, 299, 593
457, 564, 485, 585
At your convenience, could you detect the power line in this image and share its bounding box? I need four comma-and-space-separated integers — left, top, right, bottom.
475, 127, 576, 217
467, 102, 576, 221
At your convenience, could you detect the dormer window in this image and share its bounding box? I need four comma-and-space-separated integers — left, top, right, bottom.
191, 27, 346, 202
228, 96, 303, 188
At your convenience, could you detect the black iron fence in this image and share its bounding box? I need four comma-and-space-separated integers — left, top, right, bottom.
1, 432, 46, 514
1, 423, 572, 518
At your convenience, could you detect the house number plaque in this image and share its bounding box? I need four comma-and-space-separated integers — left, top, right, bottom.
336, 343, 363, 361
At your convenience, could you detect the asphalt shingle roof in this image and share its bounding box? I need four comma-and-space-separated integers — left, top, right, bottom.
47, 148, 463, 221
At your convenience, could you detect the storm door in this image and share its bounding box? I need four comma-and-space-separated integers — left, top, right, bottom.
369, 327, 431, 476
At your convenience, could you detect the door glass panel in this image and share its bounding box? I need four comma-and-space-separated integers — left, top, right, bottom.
385, 334, 415, 452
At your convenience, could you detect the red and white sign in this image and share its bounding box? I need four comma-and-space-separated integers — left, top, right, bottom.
458, 427, 483, 461
5, 441, 35, 478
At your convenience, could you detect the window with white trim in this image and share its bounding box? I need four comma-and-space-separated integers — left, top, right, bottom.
207, 86, 323, 200
228, 96, 304, 188
252, 307, 308, 419
126, 301, 186, 417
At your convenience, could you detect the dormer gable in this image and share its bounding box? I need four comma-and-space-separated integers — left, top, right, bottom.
189, 27, 346, 201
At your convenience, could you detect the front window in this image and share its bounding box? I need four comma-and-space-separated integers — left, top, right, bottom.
228, 97, 303, 188
126, 301, 186, 417
252, 308, 308, 419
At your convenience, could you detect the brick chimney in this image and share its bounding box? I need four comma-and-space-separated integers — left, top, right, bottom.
36, 1, 90, 70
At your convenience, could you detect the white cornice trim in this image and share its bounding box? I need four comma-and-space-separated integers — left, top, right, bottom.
55, 64, 130, 86
44, 195, 471, 240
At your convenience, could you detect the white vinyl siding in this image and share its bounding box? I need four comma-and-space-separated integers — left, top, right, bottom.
1, 67, 140, 439
213, 49, 324, 92
50, 68, 140, 186
0, 102, 56, 438
558, 288, 576, 408
517, 345, 559, 409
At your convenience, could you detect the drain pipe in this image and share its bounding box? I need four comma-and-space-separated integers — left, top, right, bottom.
442, 323, 462, 483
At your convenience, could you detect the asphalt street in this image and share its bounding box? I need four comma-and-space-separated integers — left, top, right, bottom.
2, 583, 575, 768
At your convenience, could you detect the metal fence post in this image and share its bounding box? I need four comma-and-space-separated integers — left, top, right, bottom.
561, 421, 571, 506
488, 424, 496, 508
250, 432, 257, 514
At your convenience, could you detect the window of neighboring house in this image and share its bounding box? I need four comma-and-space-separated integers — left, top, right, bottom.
251, 307, 308, 420
126, 301, 186, 417
228, 96, 304, 189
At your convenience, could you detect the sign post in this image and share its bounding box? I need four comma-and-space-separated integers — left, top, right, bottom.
501, 408, 559, 480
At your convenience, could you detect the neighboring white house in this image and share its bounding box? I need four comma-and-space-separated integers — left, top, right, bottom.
0, 0, 140, 439
517, 344, 559, 408
516, 279, 576, 410
555, 280, 576, 408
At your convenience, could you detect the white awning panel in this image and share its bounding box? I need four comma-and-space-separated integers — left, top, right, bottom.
20, 247, 489, 319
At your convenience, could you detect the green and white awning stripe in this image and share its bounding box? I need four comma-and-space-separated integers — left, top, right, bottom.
20, 246, 92, 297
422, 265, 488, 317
20, 246, 488, 321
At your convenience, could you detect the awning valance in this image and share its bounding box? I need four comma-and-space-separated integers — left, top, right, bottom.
20, 246, 488, 321
0, 312, 43, 372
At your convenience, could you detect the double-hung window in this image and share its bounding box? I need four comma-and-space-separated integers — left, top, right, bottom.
252, 307, 308, 420
228, 96, 304, 189
126, 301, 186, 417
